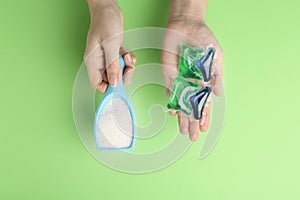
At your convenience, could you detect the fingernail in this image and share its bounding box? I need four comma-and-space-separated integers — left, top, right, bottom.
109, 75, 118, 86
127, 54, 133, 64
200, 118, 205, 126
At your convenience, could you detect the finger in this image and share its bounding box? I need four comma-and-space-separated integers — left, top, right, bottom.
200, 110, 210, 132
84, 43, 106, 91
96, 81, 108, 94
119, 47, 130, 55
178, 112, 189, 134
162, 51, 178, 119
161, 51, 178, 93
169, 110, 177, 116
95, 72, 109, 93
123, 51, 136, 68
101, 36, 123, 87
120, 47, 137, 64
119, 48, 137, 85
162, 53, 178, 117
106, 59, 122, 87
123, 52, 136, 85
123, 68, 134, 86
189, 120, 199, 141
166, 87, 178, 116
212, 47, 224, 96
200, 98, 211, 132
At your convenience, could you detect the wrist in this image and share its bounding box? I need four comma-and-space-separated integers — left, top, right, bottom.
87, 0, 117, 5
168, 0, 207, 23
87, 0, 119, 14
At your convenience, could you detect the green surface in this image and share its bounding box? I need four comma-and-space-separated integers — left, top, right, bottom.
1, 0, 300, 199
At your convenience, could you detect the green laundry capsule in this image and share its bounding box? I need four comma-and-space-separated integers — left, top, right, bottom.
178, 45, 205, 80
167, 76, 201, 114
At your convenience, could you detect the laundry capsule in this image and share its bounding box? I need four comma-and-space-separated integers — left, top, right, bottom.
178, 45, 205, 80
196, 48, 215, 82
167, 45, 216, 120
167, 76, 200, 115
189, 87, 212, 120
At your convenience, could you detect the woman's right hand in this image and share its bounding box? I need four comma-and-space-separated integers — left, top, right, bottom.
84, 0, 136, 93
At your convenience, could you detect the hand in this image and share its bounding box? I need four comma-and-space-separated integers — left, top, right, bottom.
84, 0, 136, 93
162, 14, 223, 141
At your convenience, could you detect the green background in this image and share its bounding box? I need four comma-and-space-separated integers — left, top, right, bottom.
1, 0, 300, 199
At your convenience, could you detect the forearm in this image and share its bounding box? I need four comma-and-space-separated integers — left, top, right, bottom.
168, 0, 207, 22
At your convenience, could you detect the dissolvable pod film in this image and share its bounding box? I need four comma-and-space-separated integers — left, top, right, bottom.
167, 45, 215, 120
196, 47, 215, 82
190, 87, 212, 120
167, 76, 200, 115
178, 45, 205, 80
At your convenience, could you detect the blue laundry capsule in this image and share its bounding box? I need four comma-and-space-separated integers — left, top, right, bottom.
189, 87, 212, 120
196, 48, 215, 82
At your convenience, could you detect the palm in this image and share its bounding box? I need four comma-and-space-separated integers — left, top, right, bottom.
162, 20, 223, 141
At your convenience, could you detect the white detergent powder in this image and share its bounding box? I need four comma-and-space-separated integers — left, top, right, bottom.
97, 98, 133, 148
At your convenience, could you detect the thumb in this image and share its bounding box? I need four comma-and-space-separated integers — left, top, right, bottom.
212, 48, 224, 96
161, 51, 179, 116
106, 58, 122, 87
102, 38, 122, 87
